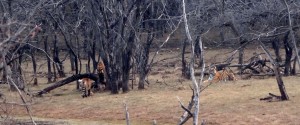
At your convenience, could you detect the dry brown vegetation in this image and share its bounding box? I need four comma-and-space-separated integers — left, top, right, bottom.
1, 48, 300, 125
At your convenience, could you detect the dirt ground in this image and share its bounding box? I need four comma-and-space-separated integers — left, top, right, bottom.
1, 48, 300, 125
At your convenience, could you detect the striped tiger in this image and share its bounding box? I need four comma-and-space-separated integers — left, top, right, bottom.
212, 67, 225, 82
97, 60, 106, 90
227, 71, 237, 81
97, 60, 105, 74
204, 66, 237, 83
79, 78, 94, 98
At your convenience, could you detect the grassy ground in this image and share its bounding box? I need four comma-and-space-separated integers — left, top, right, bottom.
1, 48, 300, 125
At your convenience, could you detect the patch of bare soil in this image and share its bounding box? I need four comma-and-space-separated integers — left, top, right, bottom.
1, 48, 300, 125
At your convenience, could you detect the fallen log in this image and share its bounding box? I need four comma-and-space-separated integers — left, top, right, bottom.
241, 60, 265, 74
35, 73, 98, 96
251, 73, 275, 76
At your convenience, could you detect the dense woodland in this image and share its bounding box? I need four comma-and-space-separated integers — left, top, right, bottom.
0, 0, 300, 124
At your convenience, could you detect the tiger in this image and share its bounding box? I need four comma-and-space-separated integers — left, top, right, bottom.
97, 60, 106, 90
79, 78, 94, 98
97, 60, 105, 74
212, 67, 225, 82
204, 66, 237, 83
227, 71, 237, 81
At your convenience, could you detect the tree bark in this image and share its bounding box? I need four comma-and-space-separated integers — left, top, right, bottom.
121, 45, 132, 92
137, 33, 154, 89
283, 32, 292, 76
238, 40, 246, 72
30, 46, 38, 85
43, 34, 52, 83
182, 39, 190, 79
53, 31, 65, 77
272, 39, 282, 62
10, 61, 25, 91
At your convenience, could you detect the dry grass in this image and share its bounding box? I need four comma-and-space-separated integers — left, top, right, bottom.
1, 48, 300, 125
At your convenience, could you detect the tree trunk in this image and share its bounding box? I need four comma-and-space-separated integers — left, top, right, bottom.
137, 33, 154, 90
30, 46, 38, 85
121, 31, 135, 92
181, 0, 200, 124
283, 32, 292, 76
69, 50, 75, 71
121, 50, 131, 93
272, 39, 282, 62
63, 32, 80, 88
90, 40, 98, 73
260, 41, 289, 100
53, 32, 65, 77
10, 61, 25, 91
52, 60, 57, 82
110, 71, 119, 94
291, 55, 297, 75
138, 73, 146, 90
43, 35, 52, 83
274, 65, 289, 100
238, 40, 246, 72
76, 34, 81, 89
194, 36, 201, 58
182, 39, 190, 79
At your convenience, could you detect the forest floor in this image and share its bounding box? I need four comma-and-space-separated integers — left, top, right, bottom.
1, 48, 300, 125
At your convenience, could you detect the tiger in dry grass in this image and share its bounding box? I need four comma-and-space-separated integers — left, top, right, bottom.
79, 78, 94, 98
79, 60, 106, 98
204, 66, 237, 83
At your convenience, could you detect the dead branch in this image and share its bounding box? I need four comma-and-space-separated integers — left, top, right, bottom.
178, 89, 195, 125
268, 93, 282, 99
260, 93, 282, 102
200, 82, 214, 93
240, 60, 265, 74
251, 73, 275, 76
177, 97, 193, 117
123, 102, 130, 125
35, 73, 98, 96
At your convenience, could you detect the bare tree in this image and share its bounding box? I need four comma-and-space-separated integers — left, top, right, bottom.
178, 0, 205, 124
281, 0, 300, 71
260, 40, 289, 100
0, 0, 47, 124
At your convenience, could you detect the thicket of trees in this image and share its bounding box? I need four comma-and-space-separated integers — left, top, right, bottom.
0, 0, 300, 123
0, 0, 299, 93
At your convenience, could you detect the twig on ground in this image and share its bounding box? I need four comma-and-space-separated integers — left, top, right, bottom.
123, 101, 130, 125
